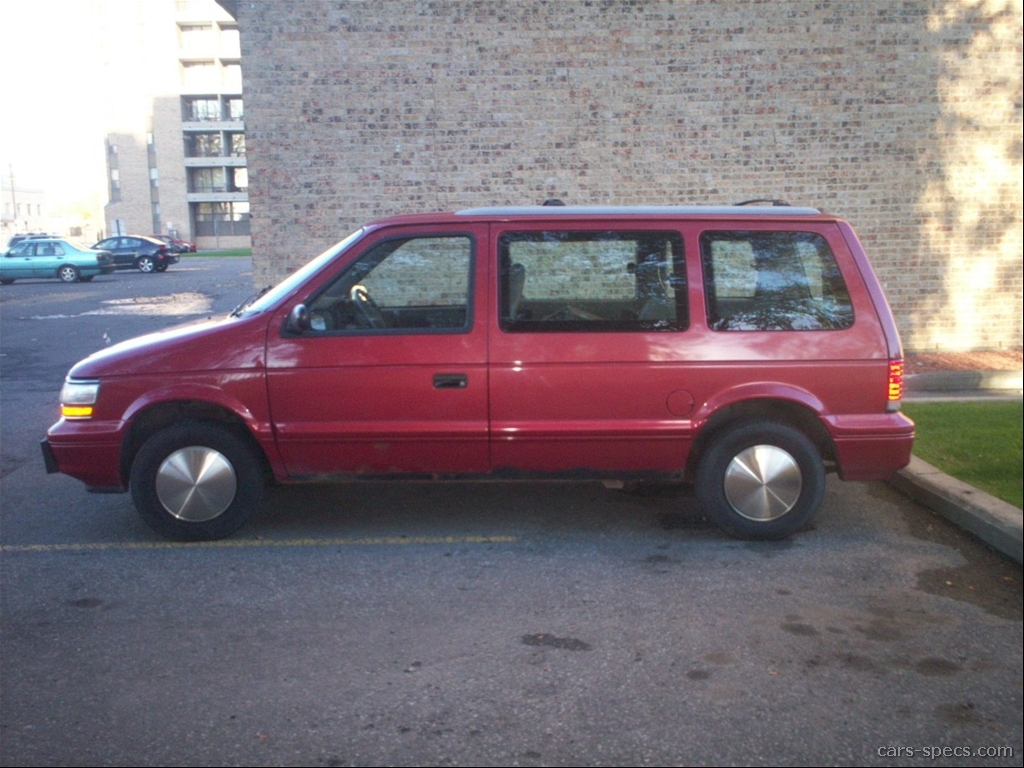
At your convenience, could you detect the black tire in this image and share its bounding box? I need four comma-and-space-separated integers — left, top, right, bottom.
57, 264, 80, 283
130, 421, 264, 541
155, 263, 168, 272
137, 255, 156, 273
695, 421, 824, 540
0, 278, 14, 285
80, 275, 94, 282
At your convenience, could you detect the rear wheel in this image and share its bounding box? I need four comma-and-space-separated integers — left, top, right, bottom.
137, 255, 156, 273
130, 421, 264, 541
57, 265, 80, 283
695, 421, 824, 540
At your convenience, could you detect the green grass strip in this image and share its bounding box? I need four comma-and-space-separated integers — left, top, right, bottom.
902, 401, 1022, 509
186, 248, 252, 258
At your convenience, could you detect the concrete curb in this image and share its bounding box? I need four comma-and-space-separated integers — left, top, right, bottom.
888, 456, 1023, 564
888, 368, 1022, 563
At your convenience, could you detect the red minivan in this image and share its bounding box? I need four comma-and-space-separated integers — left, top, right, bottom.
42, 205, 914, 541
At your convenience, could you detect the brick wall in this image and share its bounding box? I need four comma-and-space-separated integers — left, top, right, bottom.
234, 0, 1022, 352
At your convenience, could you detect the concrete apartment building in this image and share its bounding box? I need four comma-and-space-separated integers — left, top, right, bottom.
103, 0, 250, 249
221, 0, 1021, 353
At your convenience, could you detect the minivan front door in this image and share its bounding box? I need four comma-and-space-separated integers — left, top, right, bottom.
265, 225, 489, 477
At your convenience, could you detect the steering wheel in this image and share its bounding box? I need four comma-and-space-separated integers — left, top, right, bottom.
350, 284, 386, 328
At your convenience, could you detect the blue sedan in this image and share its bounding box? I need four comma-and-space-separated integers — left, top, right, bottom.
0, 239, 116, 284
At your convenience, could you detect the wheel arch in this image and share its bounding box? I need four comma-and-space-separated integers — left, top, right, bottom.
685, 397, 836, 483
119, 399, 273, 488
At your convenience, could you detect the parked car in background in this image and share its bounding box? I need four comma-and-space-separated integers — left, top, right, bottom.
150, 234, 196, 254
5, 233, 63, 251
44, 203, 915, 542
1, 238, 115, 284
91, 236, 178, 273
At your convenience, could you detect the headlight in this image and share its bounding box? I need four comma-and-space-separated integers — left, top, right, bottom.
60, 378, 100, 419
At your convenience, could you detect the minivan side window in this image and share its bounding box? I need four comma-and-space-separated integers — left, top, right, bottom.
700, 231, 854, 331
305, 235, 473, 333
498, 230, 687, 332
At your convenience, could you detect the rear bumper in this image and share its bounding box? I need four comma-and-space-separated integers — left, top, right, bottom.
826, 411, 915, 481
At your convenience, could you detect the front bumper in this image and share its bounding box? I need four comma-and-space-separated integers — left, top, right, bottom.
40, 438, 59, 474
43, 419, 127, 490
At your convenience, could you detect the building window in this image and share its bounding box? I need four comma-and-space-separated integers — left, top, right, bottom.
225, 97, 243, 121
185, 132, 223, 157
223, 62, 242, 91
179, 24, 213, 54
188, 167, 226, 193
183, 97, 220, 122
229, 167, 248, 192
219, 24, 240, 56
194, 201, 250, 236
227, 132, 245, 156
181, 61, 218, 91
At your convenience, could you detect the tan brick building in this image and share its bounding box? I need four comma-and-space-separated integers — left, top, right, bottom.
223, 0, 1022, 352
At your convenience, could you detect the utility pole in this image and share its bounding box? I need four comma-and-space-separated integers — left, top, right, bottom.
7, 164, 17, 233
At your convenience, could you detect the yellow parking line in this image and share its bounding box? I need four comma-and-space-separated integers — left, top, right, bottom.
0, 534, 518, 553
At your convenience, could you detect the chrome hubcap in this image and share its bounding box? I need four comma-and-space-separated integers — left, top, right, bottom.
723, 445, 802, 521
155, 447, 237, 522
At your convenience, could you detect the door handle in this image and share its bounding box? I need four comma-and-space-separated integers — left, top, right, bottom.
433, 373, 467, 389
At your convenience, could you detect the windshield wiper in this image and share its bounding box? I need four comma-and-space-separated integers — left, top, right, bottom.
230, 285, 272, 317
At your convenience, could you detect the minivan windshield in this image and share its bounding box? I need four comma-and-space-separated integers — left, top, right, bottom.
234, 228, 365, 317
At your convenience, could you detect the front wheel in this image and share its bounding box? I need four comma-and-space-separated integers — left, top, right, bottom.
57, 265, 80, 283
695, 421, 824, 540
130, 422, 264, 541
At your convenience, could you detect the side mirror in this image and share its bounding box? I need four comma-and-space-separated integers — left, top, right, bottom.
286, 304, 311, 334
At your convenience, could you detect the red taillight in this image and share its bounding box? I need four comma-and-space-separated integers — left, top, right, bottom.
887, 359, 904, 405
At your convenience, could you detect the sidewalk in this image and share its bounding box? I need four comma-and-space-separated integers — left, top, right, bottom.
890, 350, 1023, 563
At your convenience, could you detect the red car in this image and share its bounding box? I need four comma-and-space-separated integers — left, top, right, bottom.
43, 204, 914, 541
150, 235, 196, 254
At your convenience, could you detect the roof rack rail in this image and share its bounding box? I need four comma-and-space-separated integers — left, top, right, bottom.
733, 198, 792, 207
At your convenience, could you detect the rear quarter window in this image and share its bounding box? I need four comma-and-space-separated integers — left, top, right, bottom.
700, 231, 854, 331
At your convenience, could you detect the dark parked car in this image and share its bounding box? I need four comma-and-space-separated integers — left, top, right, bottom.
1, 238, 115, 283
45, 204, 914, 542
91, 236, 178, 273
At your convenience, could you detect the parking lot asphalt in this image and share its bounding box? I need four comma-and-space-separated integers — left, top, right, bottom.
3, 260, 1020, 765
897, 370, 1024, 564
